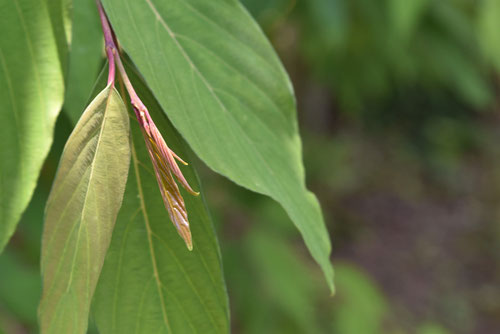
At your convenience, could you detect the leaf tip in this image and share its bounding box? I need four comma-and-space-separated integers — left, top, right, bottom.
329, 285, 336, 297
182, 230, 193, 251
175, 219, 193, 251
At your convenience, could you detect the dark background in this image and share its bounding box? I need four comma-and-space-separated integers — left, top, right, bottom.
1, 0, 500, 333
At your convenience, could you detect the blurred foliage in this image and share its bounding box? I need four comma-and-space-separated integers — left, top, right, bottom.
418, 323, 451, 334
0, 252, 40, 327
3, 0, 500, 333
245, 0, 500, 126
299, 0, 499, 113
332, 263, 389, 334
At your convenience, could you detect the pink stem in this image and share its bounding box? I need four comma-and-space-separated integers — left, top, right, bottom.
96, 1, 149, 123
114, 53, 146, 113
96, 0, 115, 86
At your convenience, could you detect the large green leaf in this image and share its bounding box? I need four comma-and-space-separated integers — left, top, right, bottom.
92, 65, 229, 334
101, 0, 334, 291
38, 85, 130, 334
45, 0, 72, 73
0, 0, 66, 252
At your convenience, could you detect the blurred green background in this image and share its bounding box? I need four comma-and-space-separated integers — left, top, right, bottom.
2, 0, 500, 333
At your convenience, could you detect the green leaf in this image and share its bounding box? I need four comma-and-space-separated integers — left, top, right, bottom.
64, 0, 104, 124
245, 225, 321, 333
92, 65, 229, 334
332, 263, 388, 334
0, 0, 67, 253
389, 0, 429, 40
477, 0, 500, 71
0, 251, 41, 326
417, 323, 450, 334
45, 0, 72, 73
101, 0, 334, 291
38, 85, 130, 334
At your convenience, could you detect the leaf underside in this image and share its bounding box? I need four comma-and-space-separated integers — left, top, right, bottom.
39, 85, 130, 334
101, 0, 334, 291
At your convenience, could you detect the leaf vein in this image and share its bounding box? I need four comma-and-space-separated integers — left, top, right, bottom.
131, 141, 173, 333
152, 232, 223, 332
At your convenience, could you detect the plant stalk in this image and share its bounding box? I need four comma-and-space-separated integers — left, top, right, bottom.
96, 0, 115, 86
96, 0, 148, 124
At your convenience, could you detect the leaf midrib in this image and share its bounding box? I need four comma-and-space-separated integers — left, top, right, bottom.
65, 87, 113, 292
178, 0, 280, 77
135, 152, 228, 312
131, 141, 225, 334
130, 142, 173, 333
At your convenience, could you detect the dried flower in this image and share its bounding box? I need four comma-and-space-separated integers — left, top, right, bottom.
134, 102, 199, 250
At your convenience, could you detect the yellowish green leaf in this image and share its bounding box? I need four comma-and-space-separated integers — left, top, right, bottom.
38, 85, 130, 334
